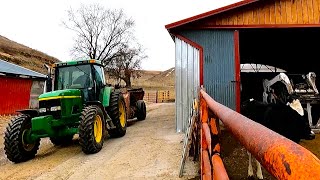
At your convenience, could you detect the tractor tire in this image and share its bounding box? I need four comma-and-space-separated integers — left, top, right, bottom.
79, 105, 105, 154
4, 114, 40, 163
50, 135, 74, 146
136, 100, 146, 120
107, 91, 127, 138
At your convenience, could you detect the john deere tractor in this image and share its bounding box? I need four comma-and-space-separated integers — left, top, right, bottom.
4, 59, 143, 163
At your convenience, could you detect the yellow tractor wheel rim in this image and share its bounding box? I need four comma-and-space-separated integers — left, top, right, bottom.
94, 115, 103, 143
119, 102, 126, 127
22, 130, 35, 151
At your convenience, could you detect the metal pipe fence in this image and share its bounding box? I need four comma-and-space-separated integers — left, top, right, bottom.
199, 88, 320, 180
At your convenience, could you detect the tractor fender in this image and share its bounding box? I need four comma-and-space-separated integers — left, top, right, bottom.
85, 101, 115, 129
16, 109, 39, 118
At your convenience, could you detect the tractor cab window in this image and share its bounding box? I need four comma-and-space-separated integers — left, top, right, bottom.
93, 65, 105, 87
55, 65, 93, 90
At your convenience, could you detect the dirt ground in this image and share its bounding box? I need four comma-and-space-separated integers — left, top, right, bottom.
0, 103, 199, 180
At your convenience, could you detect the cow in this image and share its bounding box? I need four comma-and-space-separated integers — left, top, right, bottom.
240, 98, 315, 179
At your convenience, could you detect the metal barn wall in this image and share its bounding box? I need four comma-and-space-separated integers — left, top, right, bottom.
0, 76, 32, 115
181, 30, 236, 110
175, 37, 200, 132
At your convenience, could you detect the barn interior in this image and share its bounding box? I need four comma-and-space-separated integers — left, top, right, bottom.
239, 28, 320, 125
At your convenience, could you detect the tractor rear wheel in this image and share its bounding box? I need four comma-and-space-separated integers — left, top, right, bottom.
4, 114, 40, 163
50, 135, 74, 146
79, 105, 105, 154
136, 100, 146, 120
107, 91, 127, 138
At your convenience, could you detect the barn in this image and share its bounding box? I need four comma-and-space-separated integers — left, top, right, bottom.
0, 59, 47, 115
165, 0, 320, 132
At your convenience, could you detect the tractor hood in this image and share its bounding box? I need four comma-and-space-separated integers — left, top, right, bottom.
39, 89, 82, 101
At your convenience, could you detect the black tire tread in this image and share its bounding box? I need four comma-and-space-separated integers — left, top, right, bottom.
136, 100, 146, 120
79, 105, 104, 154
4, 115, 40, 163
107, 91, 127, 138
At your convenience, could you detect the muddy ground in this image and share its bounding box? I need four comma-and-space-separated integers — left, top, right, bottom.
0, 103, 199, 180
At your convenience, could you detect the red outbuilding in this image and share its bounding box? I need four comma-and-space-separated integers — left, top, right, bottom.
0, 59, 47, 115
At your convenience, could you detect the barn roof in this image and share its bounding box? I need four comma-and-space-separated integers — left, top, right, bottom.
166, 0, 320, 32
165, 0, 257, 31
0, 59, 46, 79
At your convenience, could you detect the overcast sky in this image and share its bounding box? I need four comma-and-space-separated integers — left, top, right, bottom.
0, 0, 240, 71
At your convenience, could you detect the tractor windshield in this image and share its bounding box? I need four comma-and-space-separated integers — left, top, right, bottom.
54, 65, 93, 90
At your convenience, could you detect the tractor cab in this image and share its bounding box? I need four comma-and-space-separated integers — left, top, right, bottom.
53, 59, 106, 102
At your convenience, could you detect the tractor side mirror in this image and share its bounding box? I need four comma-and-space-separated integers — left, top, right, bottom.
44, 64, 52, 92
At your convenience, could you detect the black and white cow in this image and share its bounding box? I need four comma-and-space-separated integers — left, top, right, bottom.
241, 98, 315, 179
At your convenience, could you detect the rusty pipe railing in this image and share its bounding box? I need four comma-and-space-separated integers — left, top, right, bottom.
200, 92, 229, 180
200, 89, 320, 179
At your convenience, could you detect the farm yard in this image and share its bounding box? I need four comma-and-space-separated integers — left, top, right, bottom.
2, 0, 320, 179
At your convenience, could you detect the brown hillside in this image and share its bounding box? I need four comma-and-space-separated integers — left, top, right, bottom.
134, 70, 162, 82
146, 67, 175, 86
0, 35, 60, 74
108, 68, 175, 89
130, 68, 175, 88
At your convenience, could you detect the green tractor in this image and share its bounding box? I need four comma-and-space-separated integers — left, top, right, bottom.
4, 59, 146, 163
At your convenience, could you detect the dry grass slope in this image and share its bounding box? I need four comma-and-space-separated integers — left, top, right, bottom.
132, 68, 175, 90
132, 68, 175, 102
0, 35, 60, 74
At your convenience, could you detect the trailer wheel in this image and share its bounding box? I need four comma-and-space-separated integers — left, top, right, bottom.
4, 115, 40, 163
107, 91, 127, 138
136, 100, 146, 120
50, 135, 74, 146
79, 105, 105, 154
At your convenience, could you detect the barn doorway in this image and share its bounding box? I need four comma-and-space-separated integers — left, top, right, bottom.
238, 28, 320, 126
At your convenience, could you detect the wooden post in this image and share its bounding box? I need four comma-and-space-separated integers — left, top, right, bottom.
162, 92, 165, 102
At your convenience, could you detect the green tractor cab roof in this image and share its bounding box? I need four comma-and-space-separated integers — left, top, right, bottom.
53, 59, 103, 68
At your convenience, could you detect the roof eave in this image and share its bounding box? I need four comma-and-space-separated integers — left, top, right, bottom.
165, 0, 260, 31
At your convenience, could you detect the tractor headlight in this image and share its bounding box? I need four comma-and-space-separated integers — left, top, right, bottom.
39, 108, 47, 113
50, 106, 61, 111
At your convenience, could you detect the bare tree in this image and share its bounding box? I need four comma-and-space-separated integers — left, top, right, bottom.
63, 4, 135, 66
108, 43, 147, 87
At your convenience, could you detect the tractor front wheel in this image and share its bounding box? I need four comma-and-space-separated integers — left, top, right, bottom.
4, 114, 40, 163
79, 105, 105, 154
107, 91, 127, 138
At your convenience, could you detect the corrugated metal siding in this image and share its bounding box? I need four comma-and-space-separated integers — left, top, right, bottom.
181, 30, 236, 110
0, 76, 32, 115
175, 37, 200, 132
0, 59, 46, 78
